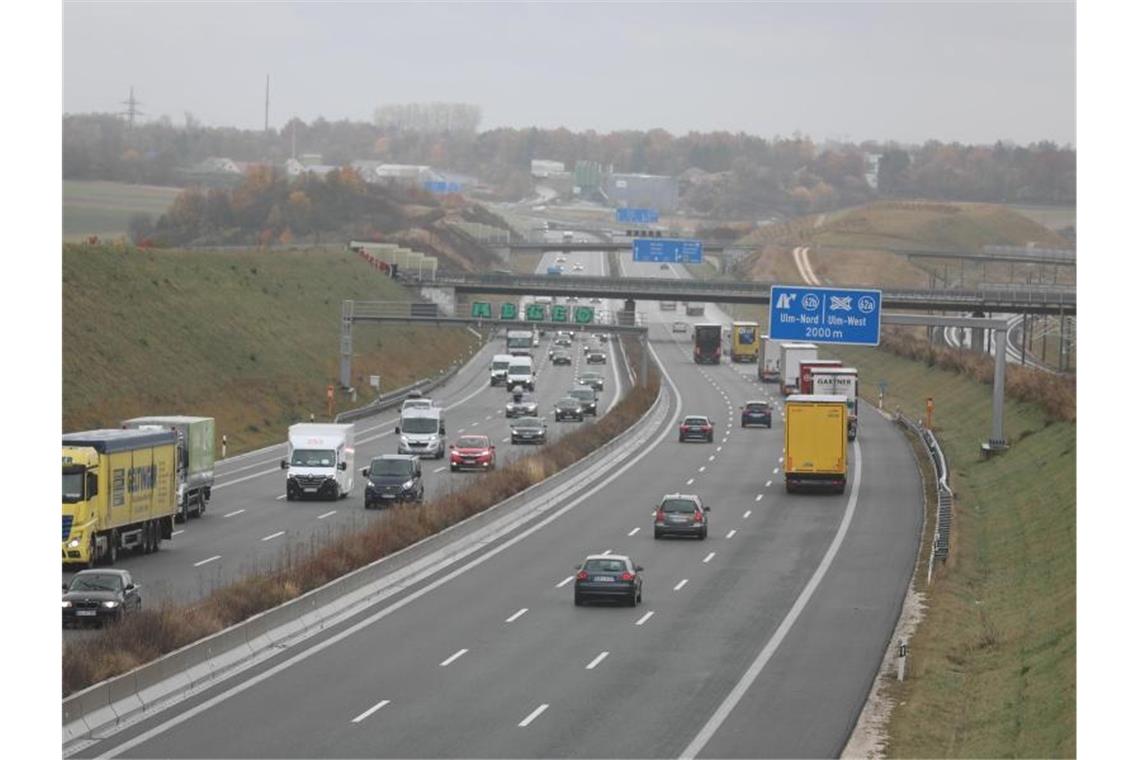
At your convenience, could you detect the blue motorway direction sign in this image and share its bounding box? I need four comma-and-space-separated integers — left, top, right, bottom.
632, 238, 703, 264
616, 208, 660, 223
768, 284, 882, 345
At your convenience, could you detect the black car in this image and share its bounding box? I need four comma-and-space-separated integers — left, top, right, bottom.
510, 416, 548, 444
551, 350, 572, 366
575, 554, 643, 606
586, 350, 607, 365
577, 372, 605, 392
554, 397, 584, 422
568, 386, 598, 416
741, 400, 772, 428
505, 391, 539, 418
63, 569, 141, 627
362, 455, 424, 507
653, 494, 711, 540
679, 415, 714, 442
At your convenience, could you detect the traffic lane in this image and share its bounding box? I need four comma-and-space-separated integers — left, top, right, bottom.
694, 408, 923, 758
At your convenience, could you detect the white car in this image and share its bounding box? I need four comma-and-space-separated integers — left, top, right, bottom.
573, 263, 584, 271
556, 255, 566, 263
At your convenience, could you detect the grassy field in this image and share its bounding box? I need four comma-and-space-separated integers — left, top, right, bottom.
823, 344, 1075, 757
63, 244, 481, 454
63, 180, 182, 241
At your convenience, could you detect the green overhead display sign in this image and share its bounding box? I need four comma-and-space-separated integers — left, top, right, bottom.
470, 302, 594, 325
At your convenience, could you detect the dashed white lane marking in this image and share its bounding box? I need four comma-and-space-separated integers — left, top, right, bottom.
502, 437, 510, 443
317, 510, 337, 520
261, 531, 285, 542
779, 456, 784, 463
765, 480, 773, 488
586, 651, 610, 670
556, 575, 575, 588
755, 494, 764, 502
686, 477, 695, 485
772, 467, 779, 474
275, 494, 286, 501
518, 704, 549, 727
433, 466, 447, 473
439, 648, 468, 667
628, 527, 640, 536
698, 466, 706, 473
703, 552, 716, 564
351, 699, 390, 724
193, 555, 221, 567
172, 530, 184, 537
224, 509, 245, 518
716, 446, 723, 452
743, 510, 752, 519
674, 579, 689, 591
485, 415, 493, 421
506, 608, 528, 623
708, 455, 716, 461
635, 611, 655, 626
471, 422, 479, 428
726, 530, 737, 539
601, 549, 612, 555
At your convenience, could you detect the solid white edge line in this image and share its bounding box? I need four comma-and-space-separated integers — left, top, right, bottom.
518, 703, 549, 727
585, 651, 609, 670
193, 555, 221, 568
635, 611, 655, 626
350, 699, 390, 724
678, 442, 863, 759
505, 608, 528, 623
439, 648, 468, 667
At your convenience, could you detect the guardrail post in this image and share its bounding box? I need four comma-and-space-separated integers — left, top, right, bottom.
640, 335, 649, 387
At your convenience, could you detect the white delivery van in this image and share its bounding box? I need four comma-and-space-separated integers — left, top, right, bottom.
396, 407, 447, 459
281, 423, 355, 501
490, 354, 513, 386
506, 356, 536, 392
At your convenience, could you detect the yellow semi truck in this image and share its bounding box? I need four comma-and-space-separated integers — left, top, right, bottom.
730, 322, 760, 362
783, 394, 848, 494
62, 428, 178, 567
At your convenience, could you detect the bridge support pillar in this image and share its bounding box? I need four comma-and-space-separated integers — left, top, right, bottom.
339, 300, 354, 389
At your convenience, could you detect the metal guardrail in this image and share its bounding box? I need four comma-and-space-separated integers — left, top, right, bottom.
895, 411, 953, 581
334, 362, 467, 424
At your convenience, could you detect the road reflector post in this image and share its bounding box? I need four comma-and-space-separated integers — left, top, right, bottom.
897, 639, 909, 681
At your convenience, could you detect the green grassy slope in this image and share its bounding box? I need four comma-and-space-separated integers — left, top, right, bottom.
63, 244, 480, 453
828, 345, 1075, 757
63, 180, 183, 241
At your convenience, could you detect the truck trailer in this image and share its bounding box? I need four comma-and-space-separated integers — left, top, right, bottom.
62, 428, 178, 567
811, 367, 860, 440
282, 423, 355, 500
759, 334, 782, 383
783, 394, 848, 493
797, 359, 844, 394
506, 329, 535, 357
693, 323, 723, 364
122, 415, 215, 522
779, 342, 819, 394
730, 322, 760, 362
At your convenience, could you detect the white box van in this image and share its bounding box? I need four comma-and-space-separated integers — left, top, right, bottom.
506, 356, 535, 392
490, 354, 513, 386
396, 407, 447, 458
281, 423, 355, 500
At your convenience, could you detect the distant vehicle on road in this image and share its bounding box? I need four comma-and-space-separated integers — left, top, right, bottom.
551, 350, 572, 366
574, 554, 643, 606
505, 391, 538, 418
577, 371, 605, 392
568, 385, 598, 416
679, 415, 714, 443
740, 401, 772, 428
63, 569, 141, 627
283, 423, 356, 500
586, 349, 607, 365
510, 416, 548, 445
450, 435, 496, 472
653, 494, 711, 540
362, 455, 423, 506
693, 323, 722, 364
573, 263, 584, 271
554, 397, 584, 422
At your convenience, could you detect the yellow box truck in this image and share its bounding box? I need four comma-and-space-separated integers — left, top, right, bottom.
783, 394, 848, 494
730, 322, 760, 363
62, 429, 178, 567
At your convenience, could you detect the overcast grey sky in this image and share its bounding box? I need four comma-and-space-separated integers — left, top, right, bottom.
63, 1, 1074, 145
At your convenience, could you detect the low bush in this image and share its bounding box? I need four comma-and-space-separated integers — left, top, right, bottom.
63, 366, 660, 697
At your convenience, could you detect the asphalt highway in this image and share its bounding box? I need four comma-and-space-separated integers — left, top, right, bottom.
75, 247, 925, 758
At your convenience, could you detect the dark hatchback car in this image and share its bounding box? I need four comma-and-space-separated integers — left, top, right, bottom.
63, 569, 141, 627
510, 416, 548, 444
577, 372, 605, 392
586, 350, 607, 365
362, 454, 424, 507
679, 415, 715, 442
551, 350, 572, 366
568, 386, 598, 416
574, 554, 643, 606
554, 397, 584, 422
741, 400, 773, 428
653, 494, 711, 540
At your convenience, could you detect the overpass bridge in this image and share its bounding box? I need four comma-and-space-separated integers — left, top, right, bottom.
429, 272, 1077, 316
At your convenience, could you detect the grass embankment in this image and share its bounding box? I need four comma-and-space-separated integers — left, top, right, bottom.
826, 342, 1075, 757
63, 244, 481, 454
63, 342, 660, 696
63, 180, 183, 241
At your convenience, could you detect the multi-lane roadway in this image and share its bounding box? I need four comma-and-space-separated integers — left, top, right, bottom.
68, 244, 924, 758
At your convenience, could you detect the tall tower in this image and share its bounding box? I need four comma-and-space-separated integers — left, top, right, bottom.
121, 86, 143, 129
264, 74, 270, 134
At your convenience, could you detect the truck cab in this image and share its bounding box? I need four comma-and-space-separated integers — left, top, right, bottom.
490, 354, 513, 386
282, 423, 355, 500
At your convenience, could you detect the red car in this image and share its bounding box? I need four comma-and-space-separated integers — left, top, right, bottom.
449, 435, 496, 472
